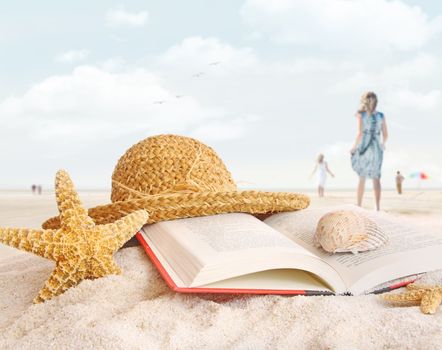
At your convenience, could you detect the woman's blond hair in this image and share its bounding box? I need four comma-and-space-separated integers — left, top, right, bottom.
317, 154, 324, 163
358, 91, 378, 113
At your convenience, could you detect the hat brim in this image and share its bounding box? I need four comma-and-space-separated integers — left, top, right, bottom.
42, 190, 310, 229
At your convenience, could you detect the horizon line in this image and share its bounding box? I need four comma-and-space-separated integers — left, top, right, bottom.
0, 187, 441, 192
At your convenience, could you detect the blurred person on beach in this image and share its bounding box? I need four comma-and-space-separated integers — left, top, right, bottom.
31, 184, 36, 194
310, 154, 334, 197
396, 171, 405, 194
350, 91, 388, 211
37, 185, 42, 195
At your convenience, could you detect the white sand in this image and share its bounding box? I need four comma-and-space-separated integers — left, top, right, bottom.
1, 190, 442, 349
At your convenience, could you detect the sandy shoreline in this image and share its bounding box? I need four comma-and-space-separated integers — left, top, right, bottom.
1, 188, 440, 225
1, 190, 442, 349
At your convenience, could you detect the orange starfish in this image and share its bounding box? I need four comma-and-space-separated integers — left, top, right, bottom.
382, 282, 442, 314
0, 170, 148, 303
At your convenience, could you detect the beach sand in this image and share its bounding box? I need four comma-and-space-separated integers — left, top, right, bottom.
1, 190, 441, 349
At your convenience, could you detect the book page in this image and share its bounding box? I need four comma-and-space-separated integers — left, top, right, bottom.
178, 213, 303, 253
265, 205, 442, 294
142, 213, 344, 291
264, 205, 354, 252
141, 223, 211, 286
202, 269, 333, 292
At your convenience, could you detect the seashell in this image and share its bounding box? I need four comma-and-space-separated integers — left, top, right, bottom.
314, 210, 388, 254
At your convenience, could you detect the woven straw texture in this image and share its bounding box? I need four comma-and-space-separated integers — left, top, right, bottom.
42, 134, 310, 229
112, 134, 236, 201
0, 170, 148, 303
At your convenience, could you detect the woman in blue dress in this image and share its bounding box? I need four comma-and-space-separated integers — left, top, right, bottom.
350, 91, 388, 211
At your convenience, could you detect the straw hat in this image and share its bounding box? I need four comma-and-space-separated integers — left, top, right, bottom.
42, 134, 310, 229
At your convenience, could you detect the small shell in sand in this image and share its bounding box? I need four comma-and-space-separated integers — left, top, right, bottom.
314, 210, 388, 254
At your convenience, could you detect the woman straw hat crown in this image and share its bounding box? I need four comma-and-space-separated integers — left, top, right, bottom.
111, 134, 236, 201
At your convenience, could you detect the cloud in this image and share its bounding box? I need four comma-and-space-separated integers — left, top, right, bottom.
150, 36, 442, 190
99, 57, 126, 71
387, 89, 441, 112
190, 115, 262, 141
105, 6, 149, 27
158, 36, 259, 73
0, 59, 265, 188
241, 0, 442, 52
0, 65, 253, 144
328, 53, 442, 117
330, 53, 442, 93
154, 35, 360, 97
54, 50, 89, 64
3, 32, 442, 188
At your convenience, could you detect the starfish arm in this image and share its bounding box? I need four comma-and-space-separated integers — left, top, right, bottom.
420, 290, 442, 314
55, 170, 95, 229
407, 283, 437, 290
107, 260, 122, 275
88, 256, 122, 279
42, 216, 60, 230
382, 289, 426, 305
34, 258, 85, 303
0, 227, 57, 260
99, 210, 149, 251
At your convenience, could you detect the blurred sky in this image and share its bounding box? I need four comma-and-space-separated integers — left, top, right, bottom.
1, 0, 442, 190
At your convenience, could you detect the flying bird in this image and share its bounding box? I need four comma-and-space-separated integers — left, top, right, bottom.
209, 61, 221, 66
153, 100, 166, 105
192, 72, 205, 78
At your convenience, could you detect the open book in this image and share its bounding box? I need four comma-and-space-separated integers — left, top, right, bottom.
137, 205, 442, 295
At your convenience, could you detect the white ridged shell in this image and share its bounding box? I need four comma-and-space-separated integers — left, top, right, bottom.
314, 210, 388, 254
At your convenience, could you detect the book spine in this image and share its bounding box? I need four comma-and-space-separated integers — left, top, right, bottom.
305, 290, 335, 296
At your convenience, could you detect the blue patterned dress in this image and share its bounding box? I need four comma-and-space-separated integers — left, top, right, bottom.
351, 111, 384, 179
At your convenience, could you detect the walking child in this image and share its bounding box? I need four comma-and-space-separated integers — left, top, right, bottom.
310, 154, 335, 197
